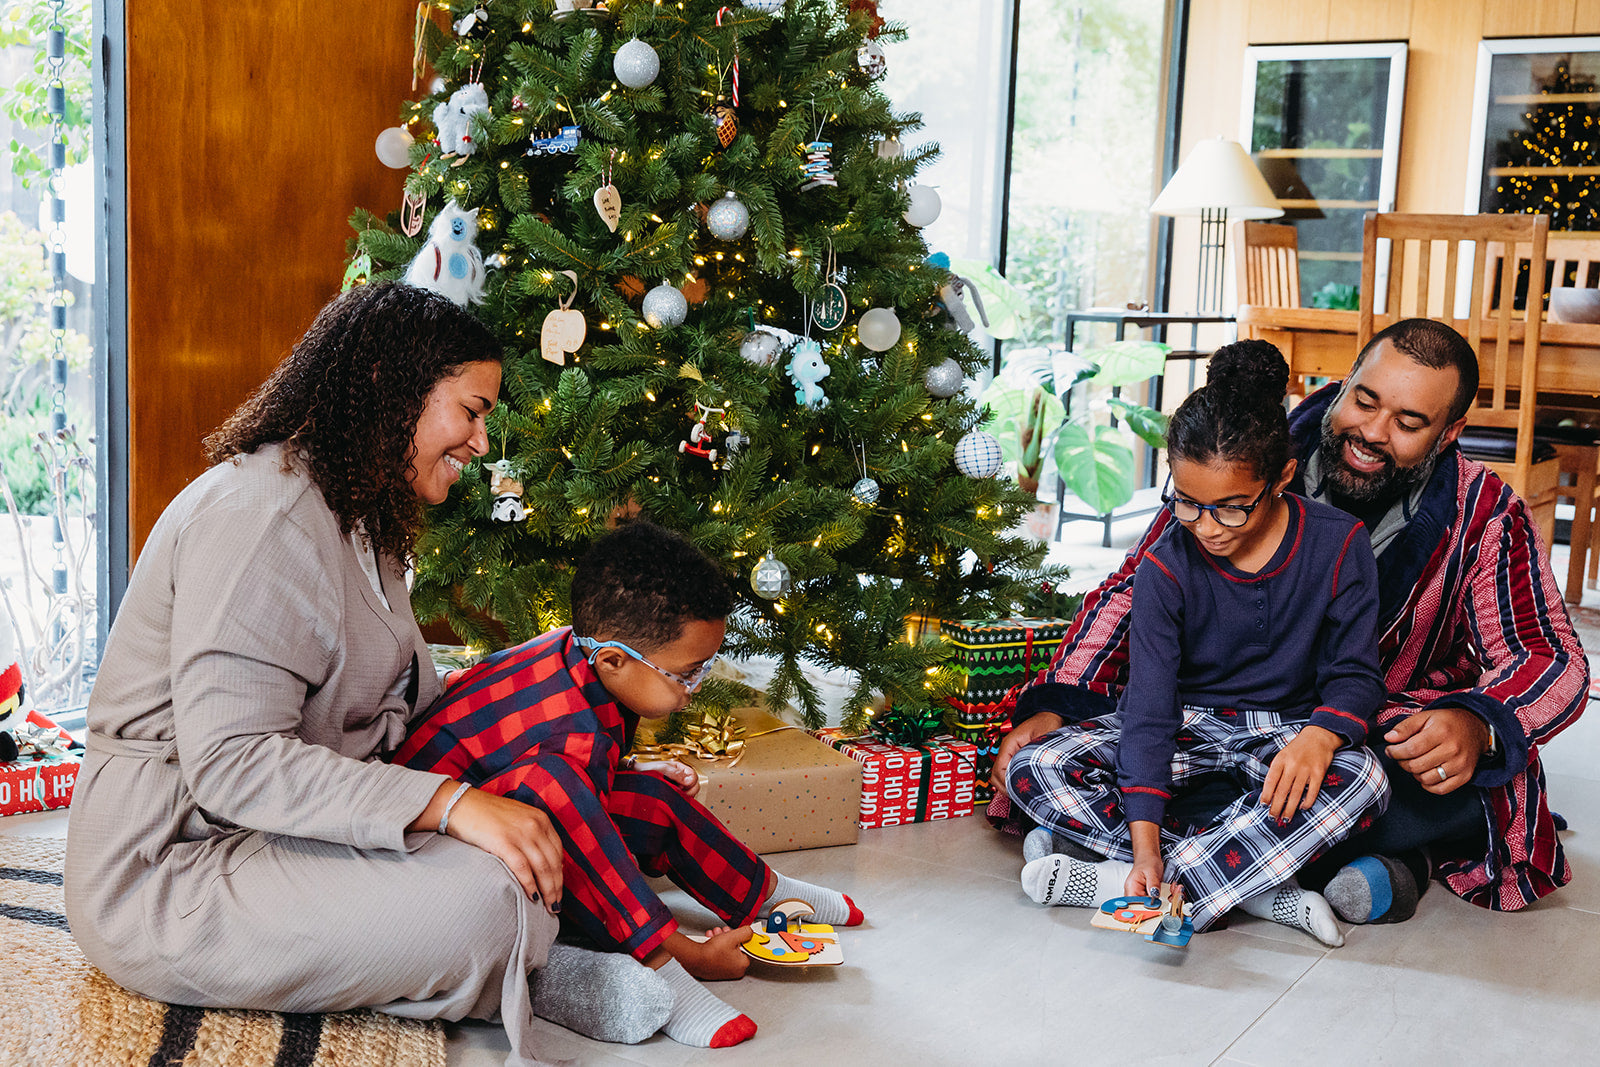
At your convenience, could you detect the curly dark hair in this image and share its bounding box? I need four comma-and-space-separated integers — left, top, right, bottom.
203, 283, 502, 563
1166, 338, 1292, 483
571, 522, 735, 651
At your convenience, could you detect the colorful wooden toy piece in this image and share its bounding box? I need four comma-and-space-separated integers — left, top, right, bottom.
739, 899, 844, 966
1090, 882, 1194, 948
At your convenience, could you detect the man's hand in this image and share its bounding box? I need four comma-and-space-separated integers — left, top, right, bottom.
1261, 724, 1342, 822
1384, 708, 1491, 795
633, 758, 701, 798
990, 712, 1065, 791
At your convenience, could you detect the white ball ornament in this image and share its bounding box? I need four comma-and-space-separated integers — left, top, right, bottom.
614, 38, 660, 89
954, 430, 1004, 479
642, 283, 688, 328
706, 191, 750, 241
375, 126, 414, 169
903, 184, 942, 228
857, 307, 902, 352
740, 328, 782, 366
924, 358, 965, 398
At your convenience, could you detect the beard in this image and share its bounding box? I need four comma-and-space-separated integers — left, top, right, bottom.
1318, 419, 1443, 505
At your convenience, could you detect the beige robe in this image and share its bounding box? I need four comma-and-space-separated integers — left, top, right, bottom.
64, 445, 557, 1065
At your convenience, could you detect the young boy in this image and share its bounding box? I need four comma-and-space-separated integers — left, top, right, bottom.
396, 521, 862, 1049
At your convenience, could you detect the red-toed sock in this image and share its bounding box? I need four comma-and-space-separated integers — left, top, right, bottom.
762, 871, 863, 926
656, 959, 757, 1048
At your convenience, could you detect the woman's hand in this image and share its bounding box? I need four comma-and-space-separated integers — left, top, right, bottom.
632, 758, 701, 798
426, 784, 564, 913
1261, 725, 1342, 823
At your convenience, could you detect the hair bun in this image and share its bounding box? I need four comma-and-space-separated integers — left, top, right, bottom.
1207, 338, 1289, 409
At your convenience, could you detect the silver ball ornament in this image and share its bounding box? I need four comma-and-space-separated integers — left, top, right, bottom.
614, 38, 660, 89
851, 477, 881, 506
743, 0, 784, 10
903, 184, 942, 228
740, 329, 782, 366
706, 191, 750, 241
375, 126, 414, 169
857, 307, 902, 352
642, 283, 688, 328
924, 358, 964, 398
954, 430, 1004, 479
751, 554, 793, 598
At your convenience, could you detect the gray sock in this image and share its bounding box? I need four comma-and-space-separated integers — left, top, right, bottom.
656, 958, 757, 1048
1023, 825, 1106, 864
762, 870, 860, 925
1324, 854, 1421, 925
529, 942, 673, 1044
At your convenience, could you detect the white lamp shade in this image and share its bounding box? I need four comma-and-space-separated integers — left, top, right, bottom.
1150, 137, 1283, 219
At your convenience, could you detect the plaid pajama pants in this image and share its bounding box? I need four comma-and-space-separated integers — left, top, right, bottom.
1006, 708, 1390, 931
486, 758, 772, 960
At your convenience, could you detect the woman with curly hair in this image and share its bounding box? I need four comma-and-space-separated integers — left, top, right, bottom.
65, 283, 676, 1063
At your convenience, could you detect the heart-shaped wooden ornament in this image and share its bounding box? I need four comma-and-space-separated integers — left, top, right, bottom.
593, 183, 622, 232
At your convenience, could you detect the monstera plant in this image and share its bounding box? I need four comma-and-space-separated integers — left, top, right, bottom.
1053, 339, 1170, 515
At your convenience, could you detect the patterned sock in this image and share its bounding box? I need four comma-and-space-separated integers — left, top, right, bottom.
1020, 854, 1132, 908
762, 870, 863, 926
528, 942, 673, 1044
1238, 879, 1344, 947
1022, 826, 1106, 864
1324, 853, 1423, 925
656, 959, 757, 1049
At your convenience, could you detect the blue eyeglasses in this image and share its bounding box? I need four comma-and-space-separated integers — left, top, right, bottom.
1160, 475, 1272, 529
574, 636, 720, 693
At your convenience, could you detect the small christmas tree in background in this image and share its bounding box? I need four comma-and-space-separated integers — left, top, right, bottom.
1489, 61, 1600, 231
350, 0, 1063, 730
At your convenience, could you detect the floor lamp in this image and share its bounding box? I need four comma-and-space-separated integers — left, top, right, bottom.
1150, 137, 1283, 314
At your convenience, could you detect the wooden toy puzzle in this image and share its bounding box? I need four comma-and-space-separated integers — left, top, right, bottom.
740, 899, 843, 966
1091, 882, 1194, 948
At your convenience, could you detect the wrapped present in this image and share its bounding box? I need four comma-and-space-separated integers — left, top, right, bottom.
940, 617, 1070, 701
635, 707, 862, 855
811, 728, 977, 829
1, 708, 82, 818
947, 696, 1008, 727
951, 719, 1007, 804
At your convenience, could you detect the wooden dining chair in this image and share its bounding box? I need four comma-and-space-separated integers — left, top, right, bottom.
1235, 221, 1301, 309
1357, 212, 1559, 545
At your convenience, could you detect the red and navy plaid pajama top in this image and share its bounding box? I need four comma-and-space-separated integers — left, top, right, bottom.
394, 627, 771, 960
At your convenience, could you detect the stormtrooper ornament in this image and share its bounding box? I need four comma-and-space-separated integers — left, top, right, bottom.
487, 459, 527, 522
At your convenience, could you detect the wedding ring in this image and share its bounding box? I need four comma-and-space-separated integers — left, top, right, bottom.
1436, 765, 1448, 782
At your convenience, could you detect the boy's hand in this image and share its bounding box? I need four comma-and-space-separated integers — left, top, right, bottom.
990, 712, 1064, 789
633, 758, 701, 798
1126, 820, 1163, 898
1261, 725, 1342, 823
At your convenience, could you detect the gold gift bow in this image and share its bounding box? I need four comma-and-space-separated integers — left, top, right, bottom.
629, 709, 798, 772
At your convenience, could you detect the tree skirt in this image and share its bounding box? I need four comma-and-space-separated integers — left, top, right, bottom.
0, 835, 445, 1067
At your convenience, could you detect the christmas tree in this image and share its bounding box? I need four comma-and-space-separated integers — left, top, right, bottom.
350, 0, 1061, 730
1488, 61, 1600, 231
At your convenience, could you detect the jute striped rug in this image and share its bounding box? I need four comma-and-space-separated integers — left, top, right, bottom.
0, 835, 445, 1067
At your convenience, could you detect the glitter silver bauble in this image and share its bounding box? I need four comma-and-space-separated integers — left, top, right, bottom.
954, 430, 1003, 479
923, 358, 964, 398
751, 554, 792, 598
851, 477, 881, 506
642, 283, 688, 328
706, 191, 750, 241
613, 38, 660, 89
740, 329, 782, 366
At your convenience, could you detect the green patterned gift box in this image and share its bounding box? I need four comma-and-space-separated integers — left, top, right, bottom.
940, 617, 1070, 701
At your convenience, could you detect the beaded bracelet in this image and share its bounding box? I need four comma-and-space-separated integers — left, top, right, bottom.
437, 781, 472, 835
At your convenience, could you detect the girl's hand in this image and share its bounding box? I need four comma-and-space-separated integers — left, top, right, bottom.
1261, 725, 1342, 823
439, 786, 565, 913
633, 758, 701, 798
1126, 820, 1164, 897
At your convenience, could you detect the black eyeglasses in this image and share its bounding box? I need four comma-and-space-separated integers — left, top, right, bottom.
1161, 475, 1272, 529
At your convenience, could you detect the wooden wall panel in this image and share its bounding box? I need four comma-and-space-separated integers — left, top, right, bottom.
1247, 0, 1329, 44
1395, 0, 1486, 213
1574, 0, 1600, 33
126, 1, 415, 558
1482, 0, 1576, 38
1326, 0, 1413, 42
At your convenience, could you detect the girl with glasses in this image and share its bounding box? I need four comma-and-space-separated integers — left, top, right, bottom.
1006, 340, 1390, 946
398, 520, 863, 1049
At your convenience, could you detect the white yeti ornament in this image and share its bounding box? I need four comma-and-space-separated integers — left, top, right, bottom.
433, 82, 489, 157
404, 201, 486, 306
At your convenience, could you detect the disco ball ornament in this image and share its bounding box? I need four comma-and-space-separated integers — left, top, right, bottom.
614, 38, 660, 88
375, 126, 414, 169
924, 358, 964, 398
642, 283, 688, 328
954, 430, 1003, 478
740, 328, 783, 366
751, 554, 793, 599
857, 39, 886, 78
851, 477, 881, 506
743, 0, 784, 10
857, 307, 902, 352
706, 191, 750, 241
903, 184, 942, 228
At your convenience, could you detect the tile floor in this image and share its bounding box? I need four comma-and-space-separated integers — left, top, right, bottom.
5, 511, 1599, 1066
